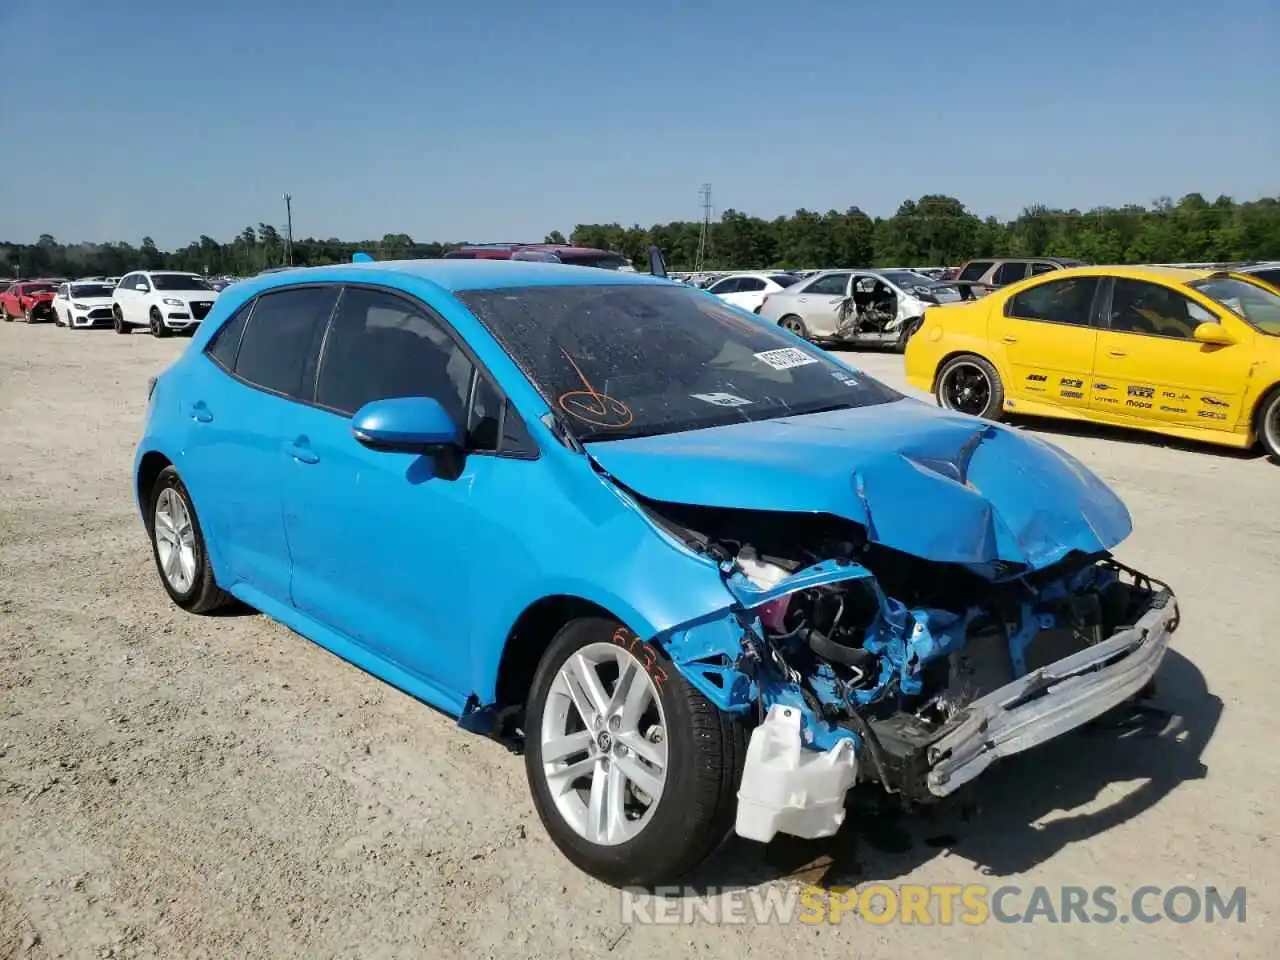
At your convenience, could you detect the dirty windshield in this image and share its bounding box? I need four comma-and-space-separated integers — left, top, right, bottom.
457, 283, 901, 441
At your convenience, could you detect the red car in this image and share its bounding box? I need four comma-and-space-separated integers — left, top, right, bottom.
1, 280, 61, 322
443, 242, 635, 270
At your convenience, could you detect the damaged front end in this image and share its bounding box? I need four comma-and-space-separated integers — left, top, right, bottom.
639, 500, 1179, 845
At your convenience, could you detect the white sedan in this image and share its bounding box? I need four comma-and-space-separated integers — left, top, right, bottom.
51, 279, 119, 329
704, 272, 801, 313
111, 271, 219, 337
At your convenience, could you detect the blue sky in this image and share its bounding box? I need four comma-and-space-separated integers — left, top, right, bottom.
1, 0, 1276, 248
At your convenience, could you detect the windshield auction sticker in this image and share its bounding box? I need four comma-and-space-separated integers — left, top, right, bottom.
691, 392, 753, 407
754, 347, 819, 370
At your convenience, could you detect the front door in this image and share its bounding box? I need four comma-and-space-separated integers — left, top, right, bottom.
1091, 277, 1255, 431
281, 285, 525, 698
989, 274, 1102, 410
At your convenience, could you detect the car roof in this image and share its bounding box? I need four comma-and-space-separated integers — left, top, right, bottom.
232, 258, 672, 297
1039, 264, 1217, 284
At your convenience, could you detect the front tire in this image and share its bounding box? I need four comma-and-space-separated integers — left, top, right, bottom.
524, 617, 745, 888
150, 308, 170, 338
113, 305, 129, 334
935, 354, 1006, 420
146, 466, 231, 614
1257, 389, 1280, 461
23, 306, 32, 323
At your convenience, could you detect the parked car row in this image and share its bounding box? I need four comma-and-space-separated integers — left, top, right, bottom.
3, 271, 223, 336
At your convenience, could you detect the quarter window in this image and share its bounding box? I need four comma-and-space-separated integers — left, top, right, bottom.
1107, 279, 1210, 340
1006, 277, 1099, 326
315, 287, 474, 426
1030, 262, 1058, 275
206, 301, 254, 371
805, 273, 850, 296
233, 286, 339, 399
992, 261, 1028, 285
958, 261, 992, 282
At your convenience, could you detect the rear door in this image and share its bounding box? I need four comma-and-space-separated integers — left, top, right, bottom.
179, 286, 339, 603
989, 274, 1103, 410
793, 272, 852, 337
1091, 277, 1254, 431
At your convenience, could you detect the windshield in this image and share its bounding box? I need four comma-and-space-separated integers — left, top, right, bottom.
70, 283, 114, 298
151, 274, 212, 291
558, 252, 632, 271
768, 273, 800, 288
1188, 277, 1280, 335
457, 284, 901, 442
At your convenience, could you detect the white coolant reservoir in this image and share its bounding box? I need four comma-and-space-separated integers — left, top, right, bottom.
735, 704, 859, 844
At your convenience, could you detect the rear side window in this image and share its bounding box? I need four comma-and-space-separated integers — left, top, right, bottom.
206, 301, 253, 371
805, 273, 850, 296
1006, 277, 1099, 326
1030, 262, 1058, 276
233, 286, 339, 400
1250, 268, 1280, 288
992, 262, 1029, 285
958, 261, 992, 282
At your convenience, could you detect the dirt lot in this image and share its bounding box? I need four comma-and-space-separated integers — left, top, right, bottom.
1, 319, 1275, 959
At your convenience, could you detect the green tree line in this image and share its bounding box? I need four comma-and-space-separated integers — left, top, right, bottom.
5, 192, 1278, 279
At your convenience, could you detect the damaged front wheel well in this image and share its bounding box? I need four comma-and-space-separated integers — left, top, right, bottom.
495, 595, 622, 714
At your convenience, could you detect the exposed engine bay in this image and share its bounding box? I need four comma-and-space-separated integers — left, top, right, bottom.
636, 497, 1177, 840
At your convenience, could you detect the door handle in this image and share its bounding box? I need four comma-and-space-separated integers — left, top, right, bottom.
1107, 349, 1127, 358
189, 401, 213, 423
283, 439, 320, 465
1000, 335, 1018, 344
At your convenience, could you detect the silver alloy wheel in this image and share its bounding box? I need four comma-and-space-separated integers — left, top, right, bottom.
153, 488, 197, 593
1265, 396, 1280, 455
539, 640, 669, 846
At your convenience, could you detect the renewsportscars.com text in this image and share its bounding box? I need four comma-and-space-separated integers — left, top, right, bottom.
619, 884, 1247, 926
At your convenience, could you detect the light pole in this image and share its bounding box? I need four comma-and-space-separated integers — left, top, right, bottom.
283, 193, 294, 266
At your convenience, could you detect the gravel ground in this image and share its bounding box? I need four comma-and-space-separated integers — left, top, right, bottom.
1, 319, 1275, 959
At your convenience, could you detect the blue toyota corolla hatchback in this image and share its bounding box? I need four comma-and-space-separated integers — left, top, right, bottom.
134, 259, 1178, 886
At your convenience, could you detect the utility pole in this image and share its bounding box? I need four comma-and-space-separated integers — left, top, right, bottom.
694, 183, 713, 273
283, 193, 294, 266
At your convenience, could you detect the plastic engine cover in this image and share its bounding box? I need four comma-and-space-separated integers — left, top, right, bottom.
735, 705, 859, 843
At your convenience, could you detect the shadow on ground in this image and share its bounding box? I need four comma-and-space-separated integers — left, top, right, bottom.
686, 649, 1220, 892
1008, 413, 1263, 463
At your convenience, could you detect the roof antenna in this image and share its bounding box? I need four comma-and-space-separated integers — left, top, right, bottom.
352, 252, 373, 263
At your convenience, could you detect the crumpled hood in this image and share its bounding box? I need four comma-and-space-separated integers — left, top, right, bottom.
584, 397, 1132, 572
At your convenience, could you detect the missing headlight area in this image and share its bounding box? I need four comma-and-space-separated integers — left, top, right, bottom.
637, 496, 1177, 844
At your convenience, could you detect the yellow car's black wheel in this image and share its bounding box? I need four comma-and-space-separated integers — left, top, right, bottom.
936, 355, 1005, 420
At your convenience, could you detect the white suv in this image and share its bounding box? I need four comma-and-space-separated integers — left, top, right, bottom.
111, 271, 218, 337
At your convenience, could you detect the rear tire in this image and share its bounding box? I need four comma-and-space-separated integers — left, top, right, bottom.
778, 314, 809, 338
146, 466, 231, 614
935, 354, 1006, 420
524, 617, 746, 888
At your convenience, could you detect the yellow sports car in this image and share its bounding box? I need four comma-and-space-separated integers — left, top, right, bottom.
904, 265, 1280, 459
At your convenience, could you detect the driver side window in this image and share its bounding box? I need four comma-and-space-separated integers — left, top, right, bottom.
1108, 279, 1215, 340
